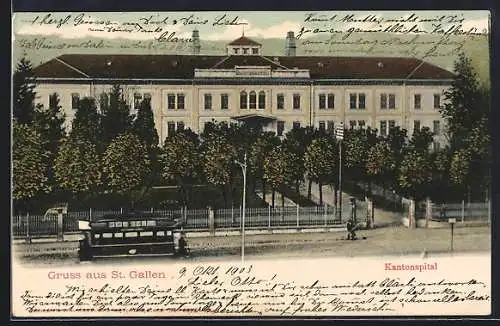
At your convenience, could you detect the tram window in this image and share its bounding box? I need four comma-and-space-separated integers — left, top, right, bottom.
108, 222, 115, 228
114, 232, 123, 238
167, 231, 172, 236
147, 220, 156, 226
122, 221, 129, 227
115, 221, 122, 227
102, 233, 113, 238
140, 231, 153, 237
142, 221, 148, 227
125, 232, 138, 238
94, 234, 101, 239
157, 231, 165, 236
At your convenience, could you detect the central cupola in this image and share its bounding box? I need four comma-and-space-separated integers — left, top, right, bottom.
226, 33, 262, 55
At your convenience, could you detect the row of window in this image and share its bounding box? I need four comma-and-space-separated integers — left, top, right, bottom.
166, 121, 186, 135
167, 93, 186, 110
416, 93, 441, 110
204, 92, 441, 111
314, 120, 441, 136
232, 47, 259, 55
166, 120, 304, 137
63, 92, 442, 111
164, 119, 441, 138
276, 121, 302, 136
413, 120, 441, 135
204, 92, 301, 110
69, 92, 153, 111
379, 120, 441, 136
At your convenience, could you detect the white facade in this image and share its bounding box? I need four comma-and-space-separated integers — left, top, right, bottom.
34, 80, 449, 146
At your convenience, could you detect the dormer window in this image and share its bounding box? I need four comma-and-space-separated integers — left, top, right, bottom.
243, 48, 249, 54
234, 48, 239, 54
252, 48, 259, 54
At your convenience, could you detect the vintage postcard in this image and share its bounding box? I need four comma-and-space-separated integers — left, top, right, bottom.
11, 10, 492, 318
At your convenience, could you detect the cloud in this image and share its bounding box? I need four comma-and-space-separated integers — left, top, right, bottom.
204, 20, 302, 41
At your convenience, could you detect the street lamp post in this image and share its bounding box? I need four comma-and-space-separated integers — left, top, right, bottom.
335, 123, 344, 223
338, 138, 343, 222
448, 218, 456, 254
235, 152, 247, 263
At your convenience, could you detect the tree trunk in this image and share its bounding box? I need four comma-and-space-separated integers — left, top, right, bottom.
186, 185, 192, 207
228, 183, 234, 209
295, 181, 300, 194
262, 179, 266, 202
308, 179, 313, 200
367, 181, 374, 227
272, 189, 275, 208
221, 185, 227, 208
333, 183, 338, 207
281, 187, 285, 221
179, 184, 186, 207
130, 194, 135, 211
319, 182, 323, 206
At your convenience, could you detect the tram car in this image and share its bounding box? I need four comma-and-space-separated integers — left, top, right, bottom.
78, 212, 185, 261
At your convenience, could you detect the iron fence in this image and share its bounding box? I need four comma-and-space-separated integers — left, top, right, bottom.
430, 202, 489, 222
12, 204, 342, 239
403, 199, 490, 223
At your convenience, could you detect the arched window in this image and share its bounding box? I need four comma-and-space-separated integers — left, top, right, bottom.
258, 91, 266, 109
249, 91, 257, 109
240, 91, 247, 109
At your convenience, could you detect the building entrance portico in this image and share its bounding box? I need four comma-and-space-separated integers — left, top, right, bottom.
231, 113, 277, 133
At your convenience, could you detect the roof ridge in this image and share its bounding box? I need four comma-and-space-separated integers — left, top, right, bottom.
228, 35, 261, 46
211, 56, 231, 69
55, 57, 90, 78
404, 59, 426, 80
259, 56, 290, 70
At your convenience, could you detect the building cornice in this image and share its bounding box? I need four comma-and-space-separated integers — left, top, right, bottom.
30, 77, 454, 86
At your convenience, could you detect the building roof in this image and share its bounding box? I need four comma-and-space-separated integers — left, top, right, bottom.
227, 36, 262, 46
33, 54, 455, 81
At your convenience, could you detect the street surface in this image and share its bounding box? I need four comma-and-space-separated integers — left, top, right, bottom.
13, 225, 490, 266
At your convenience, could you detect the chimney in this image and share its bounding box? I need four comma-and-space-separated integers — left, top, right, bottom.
192, 29, 201, 55
285, 31, 296, 56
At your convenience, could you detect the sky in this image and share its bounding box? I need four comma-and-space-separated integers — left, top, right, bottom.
12, 10, 491, 41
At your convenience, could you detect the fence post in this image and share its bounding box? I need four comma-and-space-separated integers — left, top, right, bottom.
231, 205, 234, 226
366, 198, 373, 229
461, 200, 465, 223
120, 207, 123, 215
467, 201, 471, 222
208, 206, 215, 236
296, 204, 300, 228
408, 199, 416, 229
151, 207, 154, 214
89, 207, 92, 222
425, 197, 432, 228
25, 212, 31, 244
324, 204, 327, 227
268, 204, 271, 230
57, 210, 64, 242
488, 199, 491, 226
